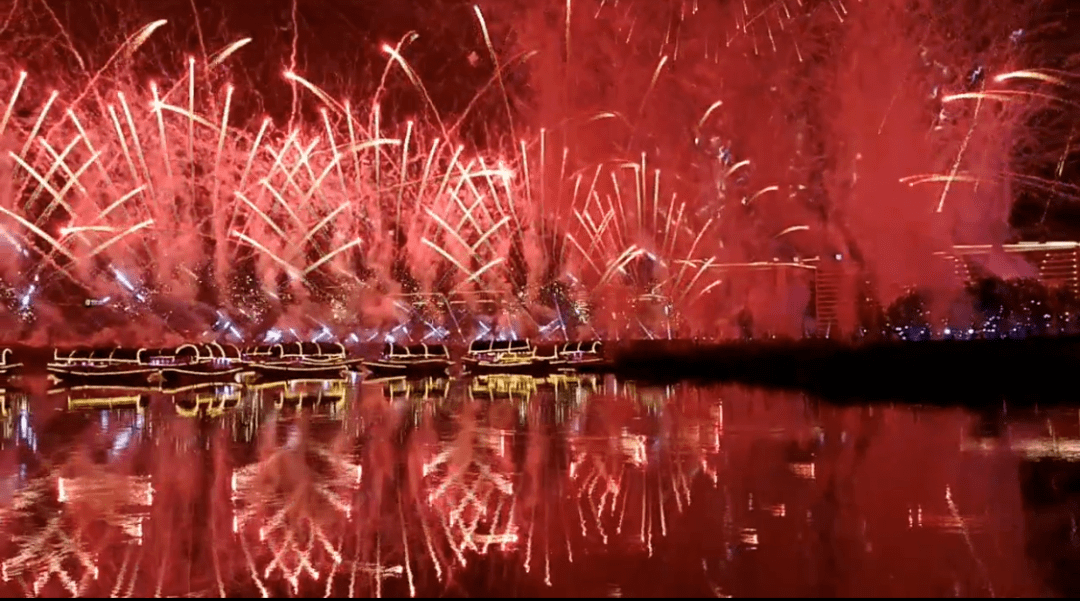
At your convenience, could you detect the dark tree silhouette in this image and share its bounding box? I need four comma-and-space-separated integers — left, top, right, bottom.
885, 288, 931, 340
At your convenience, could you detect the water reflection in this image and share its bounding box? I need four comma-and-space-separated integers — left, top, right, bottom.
0, 377, 1075, 597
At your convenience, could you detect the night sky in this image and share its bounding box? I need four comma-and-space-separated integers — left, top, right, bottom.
5, 0, 515, 143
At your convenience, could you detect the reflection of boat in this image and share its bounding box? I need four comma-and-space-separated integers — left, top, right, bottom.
0, 389, 20, 440
47, 348, 164, 387
253, 378, 350, 409
617, 380, 675, 406
244, 342, 361, 381
58, 388, 151, 412
364, 343, 453, 380
547, 372, 601, 395
546, 340, 612, 373
382, 376, 451, 403
466, 372, 600, 403
172, 385, 242, 418
469, 374, 541, 402
154, 343, 254, 387
460, 339, 552, 375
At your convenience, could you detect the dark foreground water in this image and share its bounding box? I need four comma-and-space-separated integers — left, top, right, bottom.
0, 375, 1077, 598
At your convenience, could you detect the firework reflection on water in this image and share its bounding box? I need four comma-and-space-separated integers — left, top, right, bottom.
0, 376, 1070, 596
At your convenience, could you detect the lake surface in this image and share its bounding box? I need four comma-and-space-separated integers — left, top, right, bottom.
0, 374, 1076, 597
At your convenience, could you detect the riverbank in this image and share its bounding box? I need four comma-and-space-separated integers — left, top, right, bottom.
609, 337, 1080, 405
10, 337, 1080, 406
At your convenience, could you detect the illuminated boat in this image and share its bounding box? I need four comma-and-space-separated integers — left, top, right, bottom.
459, 339, 552, 376
545, 340, 612, 373
0, 349, 20, 391
47, 347, 165, 388
0, 348, 22, 375
364, 343, 453, 380
243, 342, 361, 382
153, 343, 254, 387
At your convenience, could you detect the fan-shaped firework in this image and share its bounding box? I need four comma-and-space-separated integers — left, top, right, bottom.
0, 0, 1075, 344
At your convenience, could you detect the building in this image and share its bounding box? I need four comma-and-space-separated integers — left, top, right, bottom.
811, 242, 1080, 338
941, 242, 1080, 294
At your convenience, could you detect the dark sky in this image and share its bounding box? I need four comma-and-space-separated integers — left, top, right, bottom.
1004, 0, 1080, 239
7, 0, 512, 142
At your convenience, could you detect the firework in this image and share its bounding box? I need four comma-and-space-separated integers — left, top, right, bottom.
0, 0, 1073, 344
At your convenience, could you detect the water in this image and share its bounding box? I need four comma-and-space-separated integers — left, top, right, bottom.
0, 375, 1075, 597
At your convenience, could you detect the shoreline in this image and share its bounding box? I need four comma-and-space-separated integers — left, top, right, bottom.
9, 337, 1080, 406
609, 337, 1080, 405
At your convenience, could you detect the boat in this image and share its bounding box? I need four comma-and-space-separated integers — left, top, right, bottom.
459, 339, 552, 376
243, 342, 361, 382
0, 348, 22, 375
153, 343, 254, 387
0, 349, 21, 391
546, 340, 612, 373
364, 343, 453, 380
47, 347, 165, 388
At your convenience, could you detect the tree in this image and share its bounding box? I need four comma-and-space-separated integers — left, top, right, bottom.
885, 288, 931, 340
